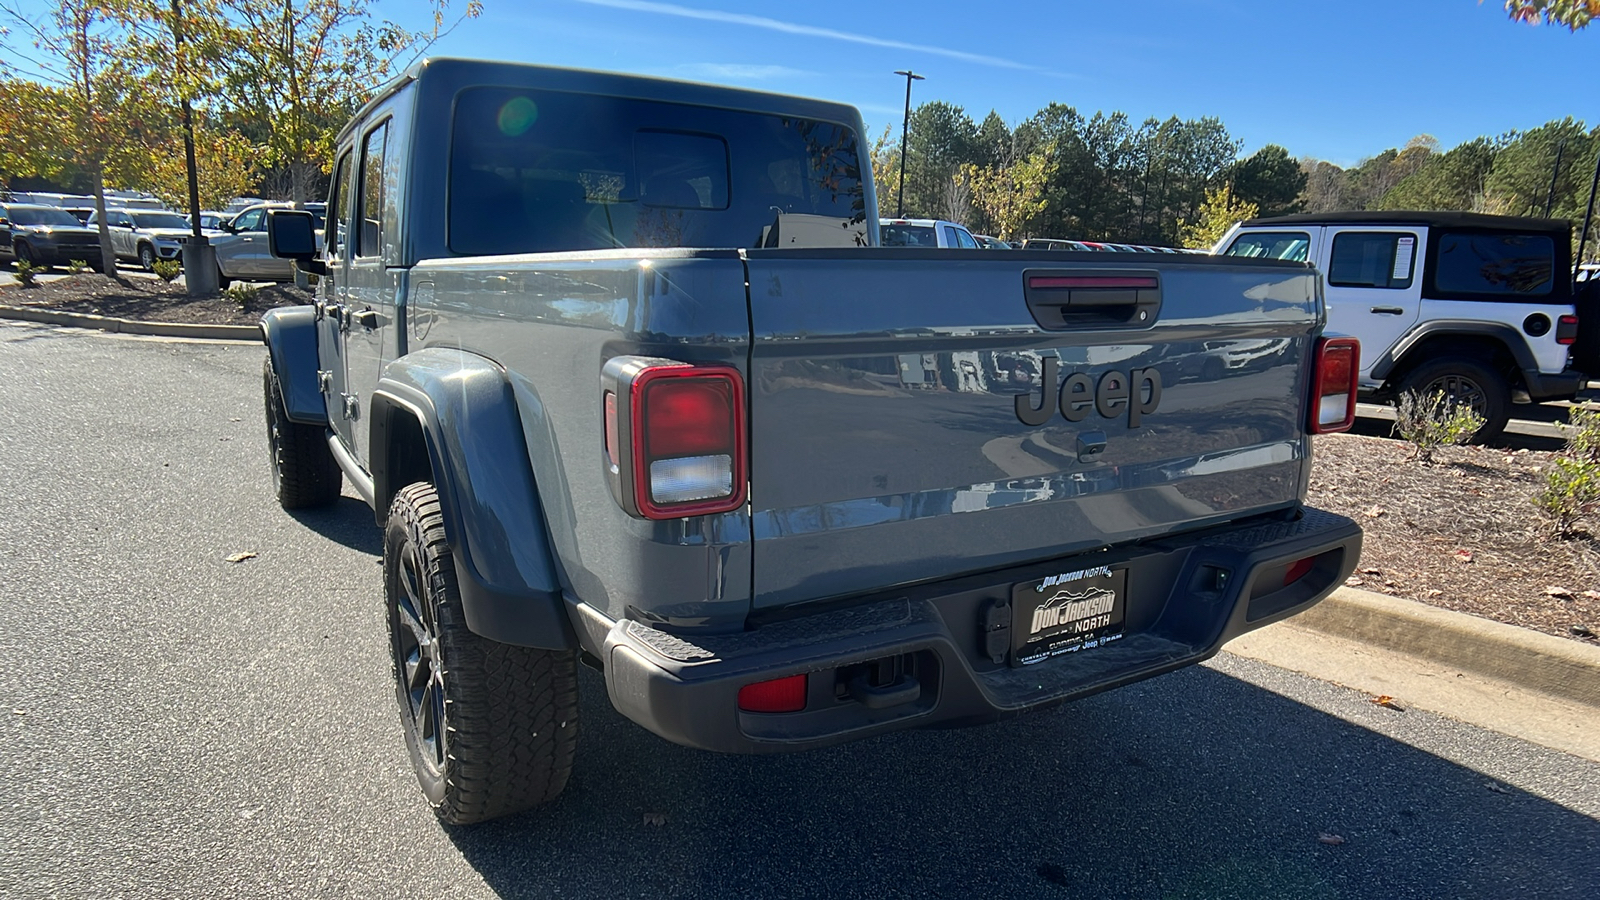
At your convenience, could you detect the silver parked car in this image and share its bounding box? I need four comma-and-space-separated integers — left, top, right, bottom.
212, 203, 325, 286
88, 207, 211, 270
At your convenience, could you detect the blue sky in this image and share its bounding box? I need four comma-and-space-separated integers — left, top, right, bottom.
394, 0, 1595, 167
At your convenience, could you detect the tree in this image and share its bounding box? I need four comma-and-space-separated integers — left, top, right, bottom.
1229, 144, 1305, 217
218, 0, 480, 202
901, 100, 978, 219
1482, 119, 1595, 218
1377, 137, 1501, 211
961, 146, 1054, 241
1179, 186, 1257, 250
1, 0, 132, 278
1299, 158, 1350, 213
1502, 0, 1600, 29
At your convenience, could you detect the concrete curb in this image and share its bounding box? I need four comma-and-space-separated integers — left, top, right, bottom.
0, 303, 260, 342
1295, 586, 1600, 707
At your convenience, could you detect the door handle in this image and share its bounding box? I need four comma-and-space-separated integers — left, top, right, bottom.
1370, 306, 1405, 315
350, 309, 380, 330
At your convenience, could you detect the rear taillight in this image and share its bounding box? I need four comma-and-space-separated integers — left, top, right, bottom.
1310, 337, 1359, 434
601, 357, 746, 519
1558, 314, 1579, 346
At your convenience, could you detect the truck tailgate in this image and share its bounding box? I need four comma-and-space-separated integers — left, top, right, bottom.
744, 250, 1319, 609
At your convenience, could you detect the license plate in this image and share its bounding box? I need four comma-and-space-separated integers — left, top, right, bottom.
1011, 566, 1127, 667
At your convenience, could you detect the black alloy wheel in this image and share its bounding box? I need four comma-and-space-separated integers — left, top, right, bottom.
391, 534, 448, 777
1397, 356, 1510, 444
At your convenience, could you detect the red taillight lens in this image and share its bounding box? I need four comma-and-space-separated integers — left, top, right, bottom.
1558, 314, 1579, 346
629, 365, 745, 519
642, 378, 735, 458
737, 674, 807, 713
1310, 337, 1360, 434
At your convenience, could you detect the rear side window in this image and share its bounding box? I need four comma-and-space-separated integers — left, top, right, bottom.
881, 224, 936, 247
1434, 232, 1554, 297
1328, 232, 1416, 289
327, 150, 350, 258
447, 86, 865, 254
1225, 231, 1310, 262
357, 122, 389, 258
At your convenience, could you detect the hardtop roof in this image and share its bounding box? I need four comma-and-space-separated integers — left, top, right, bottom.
338, 57, 866, 145
1243, 210, 1570, 236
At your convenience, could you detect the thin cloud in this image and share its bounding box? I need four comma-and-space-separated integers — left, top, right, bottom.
574, 0, 1039, 71
674, 63, 814, 81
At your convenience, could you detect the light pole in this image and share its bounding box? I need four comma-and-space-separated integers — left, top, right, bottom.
893, 69, 924, 218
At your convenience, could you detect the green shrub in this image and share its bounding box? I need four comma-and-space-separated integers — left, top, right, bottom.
11, 259, 40, 287
65, 259, 88, 275
1392, 390, 1485, 464
1535, 405, 1600, 538
151, 258, 182, 282
223, 282, 259, 308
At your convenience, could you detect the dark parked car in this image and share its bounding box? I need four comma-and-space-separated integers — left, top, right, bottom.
0, 203, 105, 270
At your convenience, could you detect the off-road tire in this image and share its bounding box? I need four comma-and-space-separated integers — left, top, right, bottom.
138, 243, 157, 271
1396, 356, 1510, 445
384, 482, 580, 825
263, 358, 341, 508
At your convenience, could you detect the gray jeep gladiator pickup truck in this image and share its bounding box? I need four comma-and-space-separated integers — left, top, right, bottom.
259, 58, 1363, 824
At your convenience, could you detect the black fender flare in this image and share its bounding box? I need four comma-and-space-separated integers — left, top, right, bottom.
1368, 319, 1534, 382
259, 305, 327, 424
369, 348, 575, 651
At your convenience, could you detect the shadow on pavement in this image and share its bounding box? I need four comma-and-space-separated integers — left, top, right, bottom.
442, 665, 1599, 899
287, 495, 382, 556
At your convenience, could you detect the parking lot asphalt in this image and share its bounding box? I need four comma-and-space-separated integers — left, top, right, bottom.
2, 320, 1597, 899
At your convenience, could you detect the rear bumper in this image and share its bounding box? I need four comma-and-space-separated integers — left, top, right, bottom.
1521, 367, 1585, 403
596, 507, 1361, 753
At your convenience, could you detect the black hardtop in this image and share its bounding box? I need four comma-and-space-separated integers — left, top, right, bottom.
1245, 210, 1570, 238
342, 56, 866, 144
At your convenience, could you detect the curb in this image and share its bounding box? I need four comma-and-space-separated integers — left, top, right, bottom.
0, 303, 260, 341
1294, 586, 1600, 708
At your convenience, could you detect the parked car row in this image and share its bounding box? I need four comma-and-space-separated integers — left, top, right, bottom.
876, 220, 1199, 253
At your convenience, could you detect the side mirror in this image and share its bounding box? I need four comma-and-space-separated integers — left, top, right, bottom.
267, 209, 326, 276
0, 217, 9, 228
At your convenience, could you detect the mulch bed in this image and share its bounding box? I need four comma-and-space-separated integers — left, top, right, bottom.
0, 272, 309, 325
5, 271, 1597, 644
1309, 433, 1600, 645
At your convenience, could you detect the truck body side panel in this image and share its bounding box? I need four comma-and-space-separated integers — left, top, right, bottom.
745, 250, 1319, 609
409, 250, 754, 630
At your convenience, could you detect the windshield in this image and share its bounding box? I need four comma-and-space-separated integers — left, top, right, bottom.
880, 224, 937, 247
448, 86, 865, 254
7, 206, 82, 227
131, 212, 191, 230
1225, 231, 1311, 262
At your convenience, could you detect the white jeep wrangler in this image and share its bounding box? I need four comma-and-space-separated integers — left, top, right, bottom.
1218, 211, 1593, 441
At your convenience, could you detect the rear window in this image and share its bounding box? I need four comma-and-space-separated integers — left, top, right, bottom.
1328, 232, 1416, 289
881, 224, 937, 247
448, 87, 865, 254
8, 206, 81, 226
131, 211, 190, 229
1224, 231, 1310, 262
1434, 232, 1554, 297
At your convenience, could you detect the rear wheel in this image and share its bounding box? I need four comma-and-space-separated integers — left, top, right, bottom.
1396, 356, 1510, 445
384, 482, 580, 825
263, 358, 341, 508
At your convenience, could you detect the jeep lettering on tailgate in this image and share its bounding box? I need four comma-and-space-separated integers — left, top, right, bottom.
1014, 356, 1163, 427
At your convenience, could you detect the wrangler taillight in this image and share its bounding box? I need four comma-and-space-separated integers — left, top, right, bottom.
1310, 337, 1359, 434
601, 357, 746, 519
1557, 314, 1579, 346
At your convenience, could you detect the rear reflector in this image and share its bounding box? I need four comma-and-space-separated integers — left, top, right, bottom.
1310, 337, 1360, 434
1283, 555, 1316, 586
1558, 314, 1579, 346
650, 455, 734, 504
737, 674, 807, 713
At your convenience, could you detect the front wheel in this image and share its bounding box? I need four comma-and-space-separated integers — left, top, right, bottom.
138, 244, 157, 271
13, 242, 39, 269
263, 358, 341, 508
384, 482, 580, 825
1395, 356, 1511, 444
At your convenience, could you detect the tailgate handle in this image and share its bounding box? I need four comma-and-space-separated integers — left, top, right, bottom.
846, 673, 921, 709
1023, 269, 1161, 331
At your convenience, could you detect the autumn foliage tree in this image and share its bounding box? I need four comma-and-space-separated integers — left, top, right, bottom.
1501, 0, 1600, 29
